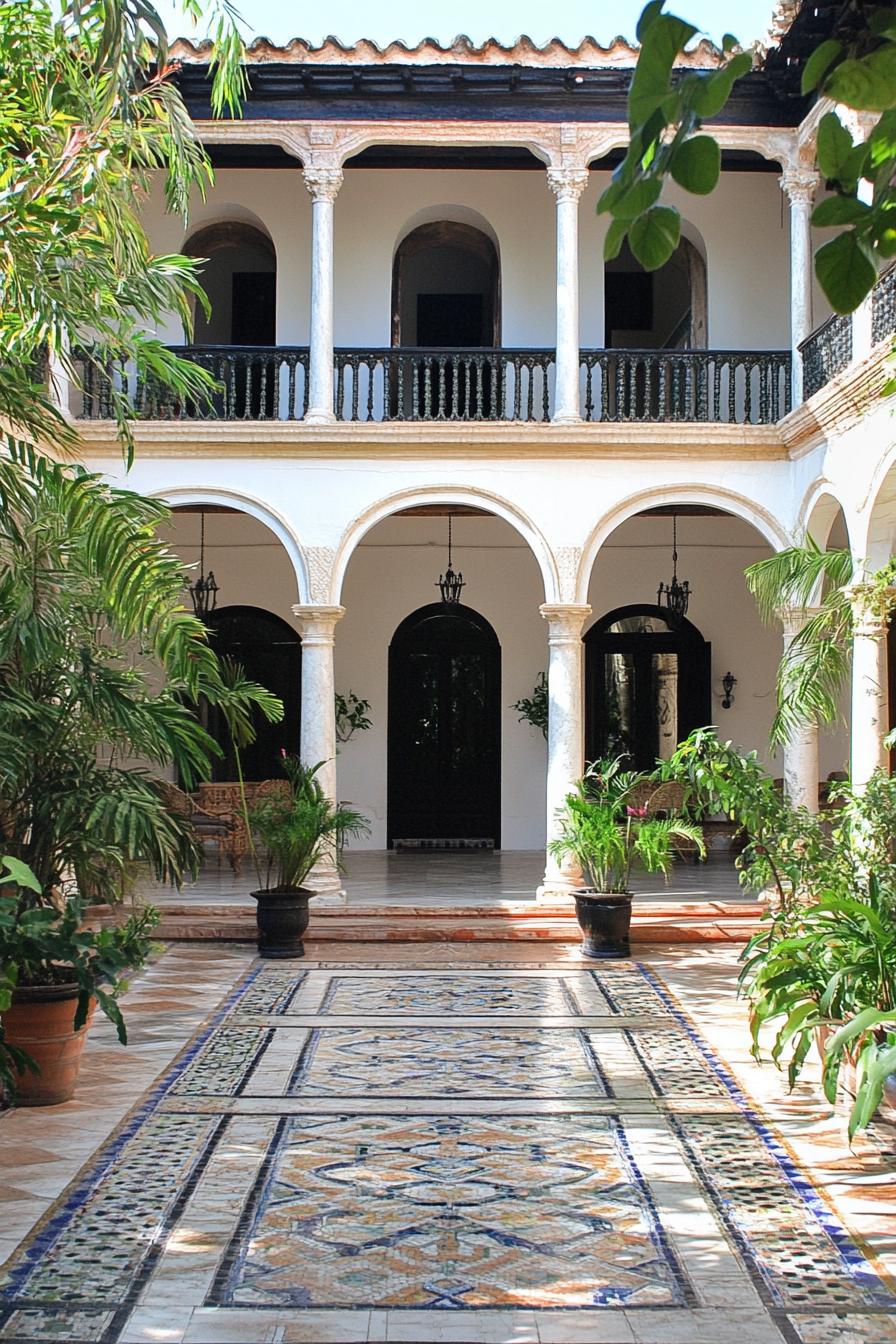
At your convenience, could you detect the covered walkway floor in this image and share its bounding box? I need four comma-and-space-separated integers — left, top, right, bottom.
0, 940, 893, 1343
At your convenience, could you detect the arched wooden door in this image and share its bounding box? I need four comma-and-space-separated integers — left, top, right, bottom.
585, 604, 711, 771
388, 603, 501, 846
205, 606, 301, 781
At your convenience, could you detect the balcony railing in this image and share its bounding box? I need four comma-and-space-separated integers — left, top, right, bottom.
75, 345, 790, 426
872, 264, 896, 346
800, 264, 896, 399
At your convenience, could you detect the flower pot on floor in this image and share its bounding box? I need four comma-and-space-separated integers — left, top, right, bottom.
2, 983, 96, 1106
251, 888, 311, 958
574, 890, 632, 959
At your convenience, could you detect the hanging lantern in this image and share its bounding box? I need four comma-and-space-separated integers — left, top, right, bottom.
436, 513, 466, 605
657, 512, 691, 621
187, 509, 219, 620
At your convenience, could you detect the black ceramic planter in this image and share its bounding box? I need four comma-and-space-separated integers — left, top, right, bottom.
251, 888, 311, 958
574, 890, 633, 959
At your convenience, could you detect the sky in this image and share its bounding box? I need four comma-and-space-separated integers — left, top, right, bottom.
157, 0, 780, 50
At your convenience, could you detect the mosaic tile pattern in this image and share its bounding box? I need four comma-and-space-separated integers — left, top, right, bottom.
674, 1116, 895, 1310
236, 965, 306, 1014
217, 1112, 687, 1309
289, 1026, 609, 1097
621, 1026, 731, 1097
790, 1313, 896, 1342
0, 1306, 115, 1342
591, 964, 676, 1017
170, 1024, 270, 1096
322, 973, 578, 1016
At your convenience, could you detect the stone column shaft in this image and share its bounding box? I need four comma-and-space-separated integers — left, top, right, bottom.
849, 588, 891, 789
303, 167, 343, 425
547, 169, 588, 425
780, 165, 819, 407
779, 607, 820, 812
538, 603, 591, 900
292, 603, 345, 901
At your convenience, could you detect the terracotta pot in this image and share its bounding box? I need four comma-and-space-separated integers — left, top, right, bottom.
815, 1023, 896, 1124
2, 983, 96, 1106
574, 890, 633, 960
251, 887, 311, 958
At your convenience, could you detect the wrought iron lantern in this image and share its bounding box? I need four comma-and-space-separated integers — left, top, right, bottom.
436, 513, 465, 605
656, 512, 691, 621
721, 671, 738, 709
187, 509, 219, 620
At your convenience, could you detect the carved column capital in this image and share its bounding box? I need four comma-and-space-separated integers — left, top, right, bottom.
777, 604, 823, 639
546, 167, 590, 203
540, 603, 591, 641
779, 164, 819, 207
303, 167, 344, 203
291, 604, 345, 643
849, 584, 896, 638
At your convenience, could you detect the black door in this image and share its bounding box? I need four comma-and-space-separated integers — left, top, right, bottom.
388, 603, 501, 846
231, 272, 276, 417
585, 605, 711, 771
204, 606, 301, 781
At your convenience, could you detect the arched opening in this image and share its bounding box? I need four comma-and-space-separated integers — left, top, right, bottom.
388, 602, 501, 847
585, 605, 710, 771
604, 234, 706, 351
392, 221, 500, 348
185, 222, 277, 417
203, 606, 301, 782
186, 222, 276, 346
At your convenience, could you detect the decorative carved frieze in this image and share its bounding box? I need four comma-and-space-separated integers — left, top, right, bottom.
546, 168, 589, 203
304, 546, 337, 603
303, 166, 344, 202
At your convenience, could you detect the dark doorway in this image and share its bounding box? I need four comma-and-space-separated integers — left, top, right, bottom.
204, 606, 301, 781
585, 604, 711, 771
388, 603, 501, 846
416, 293, 486, 347
231, 272, 276, 346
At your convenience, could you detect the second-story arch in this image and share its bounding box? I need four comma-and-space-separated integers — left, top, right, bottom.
392, 219, 501, 348
185, 219, 277, 347
604, 227, 707, 351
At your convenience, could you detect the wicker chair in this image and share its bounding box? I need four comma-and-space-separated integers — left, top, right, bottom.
625, 779, 702, 860
158, 781, 245, 876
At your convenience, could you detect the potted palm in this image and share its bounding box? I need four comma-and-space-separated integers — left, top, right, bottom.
549, 758, 704, 958
248, 755, 368, 958
0, 454, 279, 1103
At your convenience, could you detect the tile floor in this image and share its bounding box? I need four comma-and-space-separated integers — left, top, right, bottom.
142, 850, 748, 908
0, 943, 894, 1344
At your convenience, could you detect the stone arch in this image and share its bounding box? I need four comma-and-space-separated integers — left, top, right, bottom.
155, 486, 310, 603
861, 450, 896, 573
798, 482, 854, 552
331, 486, 559, 606
391, 217, 501, 347
577, 484, 790, 604
604, 224, 708, 349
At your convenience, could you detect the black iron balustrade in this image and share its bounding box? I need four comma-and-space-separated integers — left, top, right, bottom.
872, 264, 896, 347
333, 348, 555, 422
579, 349, 790, 425
799, 314, 853, 399
77, 346, 310, 421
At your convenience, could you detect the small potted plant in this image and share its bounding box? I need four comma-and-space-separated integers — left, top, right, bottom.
549, 757, 704, 958
248, 755, 368, 958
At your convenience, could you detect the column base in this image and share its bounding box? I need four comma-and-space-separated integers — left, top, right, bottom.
304, 862, 346, 905
550, 412, 583, 426
535, 881, 581, 905
304, 408, 337, 426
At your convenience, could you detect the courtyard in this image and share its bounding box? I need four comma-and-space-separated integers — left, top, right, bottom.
0, 934, 893, 1344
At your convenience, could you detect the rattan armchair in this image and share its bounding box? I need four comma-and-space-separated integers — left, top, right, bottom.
158, 781, 245, 876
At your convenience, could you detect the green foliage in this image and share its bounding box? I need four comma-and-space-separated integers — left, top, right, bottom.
0, 0, 247, 463
0, 448, 280, 903
744, 542, 896, 744
511, 672, 548, 740
549, 757, 704, 892
663, 730, 896, 1136
249, 756, 369, 891
0, 856, 160, 1098
335, 691, 373, 744
603, 2, 896, 315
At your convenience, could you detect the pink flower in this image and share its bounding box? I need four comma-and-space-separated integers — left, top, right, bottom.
626, 805, 648, 818
280, 747, 287, 758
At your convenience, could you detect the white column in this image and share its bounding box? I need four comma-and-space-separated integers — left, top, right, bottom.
780, 164, 819, 407
303, 166, 343, 425
778, 608, 820, 811
849, 587, 891, 789
292, 603, 345, 903
547, 168, 588, 425
537, 603, 591, 901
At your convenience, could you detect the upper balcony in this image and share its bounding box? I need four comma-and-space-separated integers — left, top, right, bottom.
799, 265, 896, 401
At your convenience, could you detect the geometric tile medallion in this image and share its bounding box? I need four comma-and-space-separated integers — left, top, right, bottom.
2, 959, 895, 1344
215, 1112, 688, 1308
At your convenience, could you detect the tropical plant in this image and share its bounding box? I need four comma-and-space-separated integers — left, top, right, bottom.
512, 672, 548, 739
664, 728, 896, 1135
0, 856, 161, 1097
335, 691, 373, 743
0, 0, 247, 462
0, 450, 281, 903
744, 541, 896, 744
549, 757, 704, 892
599, 2, 896, 316
249, 756, 369, 892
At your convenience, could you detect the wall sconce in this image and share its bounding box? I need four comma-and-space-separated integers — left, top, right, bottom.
721, 671, 737, 709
